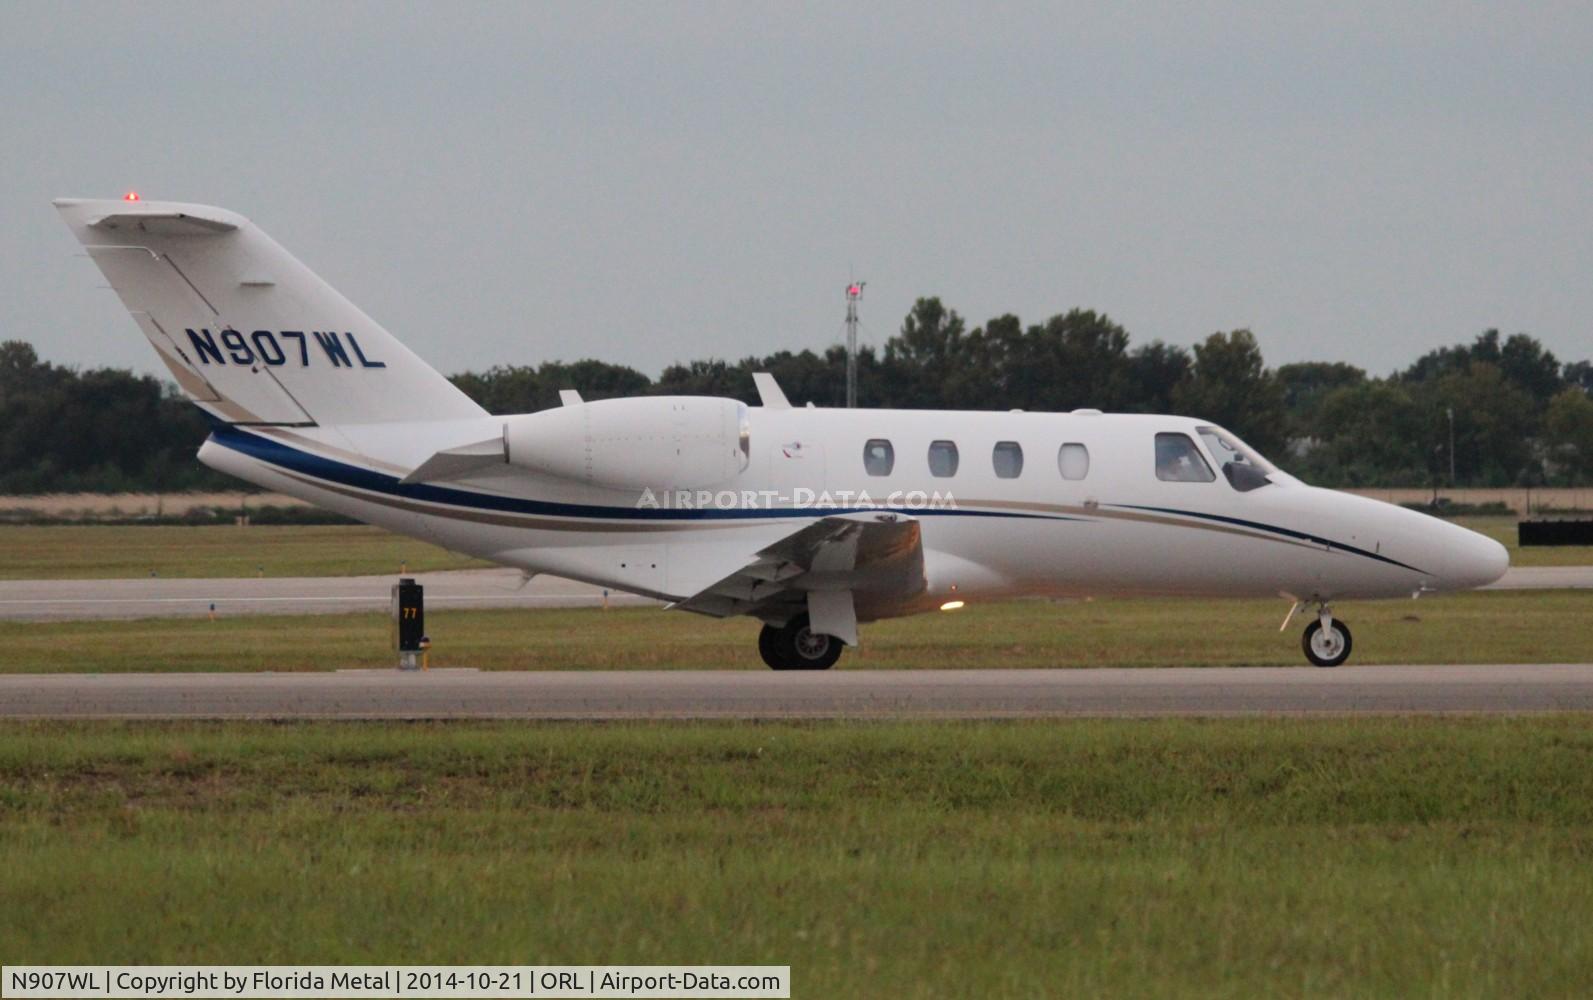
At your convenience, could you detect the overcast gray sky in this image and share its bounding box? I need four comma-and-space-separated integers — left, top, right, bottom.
4, 2, 1589, 382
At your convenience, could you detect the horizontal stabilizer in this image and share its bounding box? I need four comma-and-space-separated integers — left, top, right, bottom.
84, 206, 240, 236
400, 435, 506, 484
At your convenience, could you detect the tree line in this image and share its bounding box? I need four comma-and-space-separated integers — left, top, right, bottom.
4, 299, 1591, 493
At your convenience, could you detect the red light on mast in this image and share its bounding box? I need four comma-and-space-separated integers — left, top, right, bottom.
123, 191, 141, 202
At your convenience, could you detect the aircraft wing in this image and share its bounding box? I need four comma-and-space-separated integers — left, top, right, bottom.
669, 512, 925, 643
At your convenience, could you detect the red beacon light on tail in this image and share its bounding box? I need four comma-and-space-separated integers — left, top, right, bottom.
123, 191, 140, 202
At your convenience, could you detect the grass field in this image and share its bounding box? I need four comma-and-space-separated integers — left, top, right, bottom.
2, 718, 1591, 996
0, 491, 304, 518
0, 524, 488, 580
1457, 515, 1593, 567
0, 517, 1586, 581
4, 589, 1589, 672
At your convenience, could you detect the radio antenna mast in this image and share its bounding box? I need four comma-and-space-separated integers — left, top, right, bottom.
845, 280, 866, 408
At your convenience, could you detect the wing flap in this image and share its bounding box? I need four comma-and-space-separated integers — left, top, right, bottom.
670, 512, 925, 624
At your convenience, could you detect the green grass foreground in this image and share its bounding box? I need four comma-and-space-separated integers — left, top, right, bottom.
0, 524, 486, 580
2, 719, 1591, 996
4, 590, 1589, 672
0, 517, 1587, 580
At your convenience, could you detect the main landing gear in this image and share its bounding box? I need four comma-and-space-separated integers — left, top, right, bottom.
1284, 600, 1353, 667
758, 613, 844, 671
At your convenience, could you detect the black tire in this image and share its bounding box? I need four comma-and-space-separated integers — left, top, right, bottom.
760, 614, 843, 671
1302, 618, 1353, 667
758, 623, 791, 670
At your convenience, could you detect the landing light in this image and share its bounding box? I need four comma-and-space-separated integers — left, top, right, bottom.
123, 191, 140, 202
939, 600, 965, 611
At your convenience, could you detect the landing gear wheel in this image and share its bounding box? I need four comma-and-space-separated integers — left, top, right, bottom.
1303, 618, 1352, 667
757, 623, 787, 669
758, 614, 843, 671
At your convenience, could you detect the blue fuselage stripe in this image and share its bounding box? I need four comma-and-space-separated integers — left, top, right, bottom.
1111, 503, 1425, 574
209, 425, 1070, 524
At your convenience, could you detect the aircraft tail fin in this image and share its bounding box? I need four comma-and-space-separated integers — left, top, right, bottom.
53, 198, 485, 427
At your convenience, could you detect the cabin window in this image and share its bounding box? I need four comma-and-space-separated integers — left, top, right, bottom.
863, 439, 895, 476
1058, 442, 1090, 481
928, 440, 960, 477
1155, 432, 1215, 483
992, 441, 1024, 479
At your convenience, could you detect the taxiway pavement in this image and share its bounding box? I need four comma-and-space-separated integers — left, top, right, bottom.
0, 566, 1585, 621
0, 569, 657, 621
2, 664, 1590, 719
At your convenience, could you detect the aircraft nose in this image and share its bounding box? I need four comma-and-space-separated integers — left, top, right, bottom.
1437, 524, 1510, 590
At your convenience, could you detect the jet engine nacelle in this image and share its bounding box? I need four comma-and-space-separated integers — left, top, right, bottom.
502, 396, 750, 490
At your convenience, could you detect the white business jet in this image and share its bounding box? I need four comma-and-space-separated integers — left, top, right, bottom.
55, 197, 1509, 668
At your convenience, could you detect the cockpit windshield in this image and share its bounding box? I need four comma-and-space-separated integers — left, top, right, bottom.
1196, 426, 1276, 492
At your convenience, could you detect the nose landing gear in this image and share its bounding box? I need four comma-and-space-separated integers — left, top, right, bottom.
1282, 599, 1354, 667
1303, 613, 1353, 667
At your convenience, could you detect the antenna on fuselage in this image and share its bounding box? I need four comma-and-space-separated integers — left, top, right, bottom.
845, 279, 866, 408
